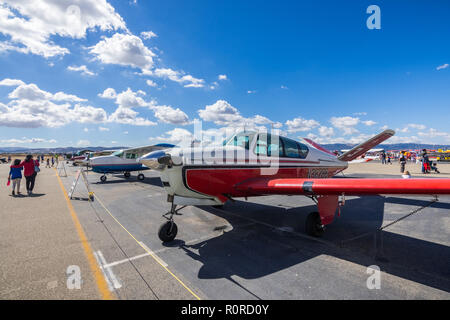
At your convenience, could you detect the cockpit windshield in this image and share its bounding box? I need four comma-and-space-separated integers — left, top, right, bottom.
223, 132, 256, 150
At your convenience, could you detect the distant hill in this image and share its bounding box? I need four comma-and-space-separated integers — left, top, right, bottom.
321, 143, 450, 151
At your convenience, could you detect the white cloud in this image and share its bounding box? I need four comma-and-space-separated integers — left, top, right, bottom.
98, 87, 117, 99
52, 91, 87, 102
280, 85, 288, 90
140, 30, 157, 40
90, 33, 156, 70
115, 87, 148, 108
318, 126, 334, 137
198, 100, 243, 126
198, 100, 280, 130
152, 105, 190, 125
8, 83, 52, 100
108, 107, 156, 126
0, 78, 25, 86
0, 137, 57, 144
152, 68, 205, 88
77, 139, 91, 146
363, 120, 377, 126
285, 117, 320, 133
330, 116, 360, 135
99, 126, 109, 131
149, 128, 193, 146
218, 74, 227, 81
67, 65, 96, 76
146, 79, 157, 87
247, 90, 256, 94
408, 123, 426, 130
436, 63, 449, 71
84, 128, 89, 132
0, 0, 126, 58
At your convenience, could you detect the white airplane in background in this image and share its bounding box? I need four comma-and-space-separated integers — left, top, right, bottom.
89, 143, 174, 182
341, 148, 384, 163
138, 129, 450, 242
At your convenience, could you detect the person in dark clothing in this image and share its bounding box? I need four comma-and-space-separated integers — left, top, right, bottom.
20, 155, 39, 196
399, 152, 407, 173
381, 152, 386, 164
421, 149, 429, 174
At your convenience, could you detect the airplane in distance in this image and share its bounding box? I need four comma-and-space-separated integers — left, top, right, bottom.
89, 144, 174, 182
139, 129, 450, 242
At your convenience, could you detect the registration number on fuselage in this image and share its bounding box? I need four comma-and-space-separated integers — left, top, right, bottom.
307, 168, 329, 178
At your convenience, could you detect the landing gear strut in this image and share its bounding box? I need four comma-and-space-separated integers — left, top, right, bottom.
158, 202, 185, 242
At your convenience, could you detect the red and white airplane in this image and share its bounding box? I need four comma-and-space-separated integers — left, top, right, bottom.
139, 129, 450, 242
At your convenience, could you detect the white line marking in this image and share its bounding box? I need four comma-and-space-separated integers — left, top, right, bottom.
102, 252, 151, 269
139, 242, 168, 267
94, 250, 122, 291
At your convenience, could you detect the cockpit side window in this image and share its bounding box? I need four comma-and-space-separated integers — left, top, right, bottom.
254, 133, 283, 157
113, 151, 124, 158
226, 133, 255, 150
125, 153, 137, 159
280, 137, 309, 159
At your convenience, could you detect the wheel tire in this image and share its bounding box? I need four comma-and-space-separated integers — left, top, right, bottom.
305, 211, 325, 237
158, 221, 178, 242
138, 173, 145, 181
124, 172, 131, 178
100, 175, 107, 182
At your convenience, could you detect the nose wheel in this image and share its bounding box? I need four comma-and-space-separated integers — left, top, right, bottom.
137, 173, 145, 181
158, 202, 185, 242
124, 172, 131, 178
100, 175, 107, 182
158, 221, 178, 242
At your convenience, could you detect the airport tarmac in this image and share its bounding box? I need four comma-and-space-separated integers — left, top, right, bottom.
0, 160, 449, 299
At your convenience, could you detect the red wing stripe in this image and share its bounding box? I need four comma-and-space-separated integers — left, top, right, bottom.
235, 178, 450, 195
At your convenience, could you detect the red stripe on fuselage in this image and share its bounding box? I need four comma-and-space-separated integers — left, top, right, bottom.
184, 166, 344, 199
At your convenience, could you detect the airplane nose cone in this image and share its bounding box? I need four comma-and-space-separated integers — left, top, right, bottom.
139, 150, 167, 170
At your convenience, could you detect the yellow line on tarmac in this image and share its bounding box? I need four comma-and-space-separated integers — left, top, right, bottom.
54, 169, 114, 300
94, 195, 201, 300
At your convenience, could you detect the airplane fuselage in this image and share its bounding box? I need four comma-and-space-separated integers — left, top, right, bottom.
141, 132, 348, 205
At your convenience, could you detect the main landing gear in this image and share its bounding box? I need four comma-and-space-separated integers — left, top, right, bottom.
304, 194, 344, 237
124, 172, 131, 178
305, 211, 325, 237
137, 173, 145, 181
158, 201, 186, 242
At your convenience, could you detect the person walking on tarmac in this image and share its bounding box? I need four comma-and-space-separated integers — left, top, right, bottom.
399, 152, 407, 173
421, 149, 430, 174
381, 152, 386, 164
20, 155, 40, 196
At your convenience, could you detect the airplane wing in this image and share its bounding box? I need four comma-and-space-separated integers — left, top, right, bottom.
338, 129, 395, 162
125, 143, 175, 156
235, 177, 450, 196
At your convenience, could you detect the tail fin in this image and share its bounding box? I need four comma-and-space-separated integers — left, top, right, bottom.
338, 129, 395, 162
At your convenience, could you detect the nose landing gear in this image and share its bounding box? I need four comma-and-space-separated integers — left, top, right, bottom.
158, 202, 186, 242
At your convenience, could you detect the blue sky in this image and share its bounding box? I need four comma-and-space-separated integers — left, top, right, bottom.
0, 0, 449, 148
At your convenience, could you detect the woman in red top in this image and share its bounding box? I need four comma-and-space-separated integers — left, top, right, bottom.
20, 155, 39, 196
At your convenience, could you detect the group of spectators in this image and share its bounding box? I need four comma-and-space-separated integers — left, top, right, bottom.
6, 154, 63, 196
381, 149, 440, 175
7, 155, 40, 196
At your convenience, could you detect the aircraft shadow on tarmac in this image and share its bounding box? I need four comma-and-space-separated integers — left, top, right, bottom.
167, 196, 450, 293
